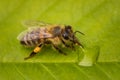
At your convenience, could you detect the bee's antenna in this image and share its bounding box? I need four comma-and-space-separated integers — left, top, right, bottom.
72, 31, 84, 48
73, 31, 85, 41
74, 31, 85, 35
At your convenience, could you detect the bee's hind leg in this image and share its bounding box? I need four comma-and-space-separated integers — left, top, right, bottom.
24, 43, 43, 60
52, 44, 67, 55
24, 52, 37, 60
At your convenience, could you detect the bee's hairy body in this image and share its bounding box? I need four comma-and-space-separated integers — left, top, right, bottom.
20, 26, 62, 47
17, 21, 84, 60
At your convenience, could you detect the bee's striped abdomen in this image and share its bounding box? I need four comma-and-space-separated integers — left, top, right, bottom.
19, 27, 53, 47
20, 29, 41, 47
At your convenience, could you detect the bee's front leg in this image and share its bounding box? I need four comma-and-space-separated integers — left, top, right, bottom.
24, 43, 43, 60
71, 43, 75, 50
60, 38, 75, 50
52, 44, 67, 55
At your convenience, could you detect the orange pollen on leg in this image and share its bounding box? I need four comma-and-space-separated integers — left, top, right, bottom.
34, 47, 41, 53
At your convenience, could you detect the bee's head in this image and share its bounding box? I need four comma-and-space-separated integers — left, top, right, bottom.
62, 25, 84, 47
62, 25, 73, 40
62, 25, 84, 40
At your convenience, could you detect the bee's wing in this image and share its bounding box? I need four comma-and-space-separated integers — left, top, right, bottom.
17, 27, 40, 41
17, 30, 28, 40
17, 27, 54, 41
22, 20, 50, 27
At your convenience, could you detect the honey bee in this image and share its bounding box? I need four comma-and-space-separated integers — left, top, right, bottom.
17, 20, 84, 60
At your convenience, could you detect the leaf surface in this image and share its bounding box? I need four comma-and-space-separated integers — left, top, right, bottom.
0, 0, 120, 79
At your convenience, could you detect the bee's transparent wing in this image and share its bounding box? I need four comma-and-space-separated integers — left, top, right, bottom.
17, 27, 54, 41
17, 27, 40, 40
22, 20, 50, 27
17, 30, 28, 40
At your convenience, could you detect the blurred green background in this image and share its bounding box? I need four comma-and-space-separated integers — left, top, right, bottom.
0, 0, 119, 62
0, 0, 120, 80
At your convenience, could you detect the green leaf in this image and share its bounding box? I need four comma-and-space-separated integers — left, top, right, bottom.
0, 63, 120, 80
0, 0, 120, 63
0, 0, 120, 79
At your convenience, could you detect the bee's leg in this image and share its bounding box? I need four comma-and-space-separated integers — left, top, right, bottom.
71, 43, 75, 50
52, 44, 67, 55
61, 39, 70, 48
24, 44, 43, 60
75, 41, 84, 48
61, 39, 75, 50
73, 37, 84, 48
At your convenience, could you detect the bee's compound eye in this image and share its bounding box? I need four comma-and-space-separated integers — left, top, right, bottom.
62, 33, 69, 40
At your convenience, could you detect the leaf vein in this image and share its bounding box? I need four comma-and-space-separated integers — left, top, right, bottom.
96, 64, 112, 80
73, 64, 91, 80
40, 63, 58, 80
14, 64, 26, 80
